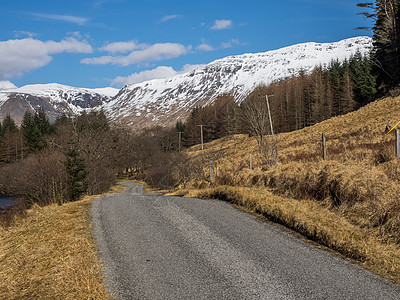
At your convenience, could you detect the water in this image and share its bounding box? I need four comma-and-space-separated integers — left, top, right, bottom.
0, 196, 16, 213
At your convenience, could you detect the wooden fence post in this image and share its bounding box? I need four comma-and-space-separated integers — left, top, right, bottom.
209, 161, 214, 182
322, 133, 327, 160
396, 129, 400, 159
249, 153, 252, 170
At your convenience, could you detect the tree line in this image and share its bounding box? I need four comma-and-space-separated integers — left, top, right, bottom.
181, 52, 377, 147
0, 109, 193, 207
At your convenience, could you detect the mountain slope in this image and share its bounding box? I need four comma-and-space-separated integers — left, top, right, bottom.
105, 36, 372, 128
0, 37, 372, 127
0, 84, 119, 124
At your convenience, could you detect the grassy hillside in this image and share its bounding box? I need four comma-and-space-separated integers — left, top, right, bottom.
175, 96, 400, 284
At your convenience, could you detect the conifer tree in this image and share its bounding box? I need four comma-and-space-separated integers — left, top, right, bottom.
34, 107, 53, 136
64, 140, 88, 202
21, 111, 46, 153
357, 1, 400, 89
2, 115, 18, 133
350, 51, 377, 103
373, 0, 400, 88
0, 115, 20, 162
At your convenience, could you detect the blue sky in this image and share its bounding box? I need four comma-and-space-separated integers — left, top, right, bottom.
0, 0, 371, 89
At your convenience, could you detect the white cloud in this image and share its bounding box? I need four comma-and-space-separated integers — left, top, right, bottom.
196, 43, 214, 52
81, 42, 189, 66
182, 64, 205, 72
99, 41, 146, 54
14, 31, 37, 38
111, 64, 206, 87
0, 80, 17, 90
0, 38, 93, 80
111, 66, 177, 87
161, 15, 180, 22
211, 19, 232, 30
221, 39, 240, 49
30, 13, 89, 26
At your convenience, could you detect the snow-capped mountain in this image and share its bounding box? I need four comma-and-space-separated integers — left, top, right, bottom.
0, 83, 119, 124
0, 37, 372, 128
105, 36, 372, 128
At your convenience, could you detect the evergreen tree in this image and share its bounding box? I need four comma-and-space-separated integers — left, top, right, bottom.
0, 115, 20, 163
64, 140, 88, 202
373, 0, 400, 88
21, 111, 46, 153
175, 120, 185, 133
2, 115, 18, 133
350, 51, 377, 103
34, 107, 53, 136
357, 1, 400, 89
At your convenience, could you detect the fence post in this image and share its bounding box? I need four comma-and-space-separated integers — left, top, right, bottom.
249, 153, 252, 170
209, 161, 214, 182
396, 129, 400, 159
322, 133, 327, 160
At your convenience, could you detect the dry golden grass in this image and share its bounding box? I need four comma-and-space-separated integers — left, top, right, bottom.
180, 185, 400, 284
176, 96, 400, 284
0, 184, 127, 300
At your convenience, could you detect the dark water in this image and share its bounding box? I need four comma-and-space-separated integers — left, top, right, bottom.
0, 196, 16, 213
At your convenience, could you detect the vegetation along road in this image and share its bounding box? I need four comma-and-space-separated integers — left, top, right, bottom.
92, 182, 400, 299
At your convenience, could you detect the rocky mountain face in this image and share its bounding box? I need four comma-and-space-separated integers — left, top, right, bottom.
0, 84, 118, 124
105, 36, 372, 128
0, 36, 372, 128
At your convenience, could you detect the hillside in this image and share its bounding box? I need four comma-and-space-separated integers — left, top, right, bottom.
106, 36, 372, 128
0, 37, 372, 127
177, 95, 400, 283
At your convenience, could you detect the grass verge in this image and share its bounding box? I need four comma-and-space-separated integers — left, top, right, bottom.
0, 184, 127, 299
167, 96, 400, 285
178, 185, 400, 284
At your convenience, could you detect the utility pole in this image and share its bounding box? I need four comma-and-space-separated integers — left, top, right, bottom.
178, 131, 183, 152
198, 125, 205, 151
266, 94, 275, 140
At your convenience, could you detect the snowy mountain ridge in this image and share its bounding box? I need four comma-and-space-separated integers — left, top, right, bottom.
0, 83, 119, 124
105, 36, 372, 128
0, 36, 372, 127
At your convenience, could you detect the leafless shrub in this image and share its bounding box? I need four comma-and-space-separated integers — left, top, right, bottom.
0, 150, 66, 207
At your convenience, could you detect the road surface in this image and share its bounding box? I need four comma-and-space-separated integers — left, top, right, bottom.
92, 182, 400, 299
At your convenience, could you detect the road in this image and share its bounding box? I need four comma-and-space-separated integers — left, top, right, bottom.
92, 182, 400, 299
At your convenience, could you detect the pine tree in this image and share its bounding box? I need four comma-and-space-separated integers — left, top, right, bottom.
175, 120, 185, 133
64, 140, 88, 202
21, 111, 46, 153
34, 107, 53, 136
357, 1, 400, 89
2, 115, 17, 133
0, 115, 20, 163
350, 51, 377, 104
373, 0, 400, 88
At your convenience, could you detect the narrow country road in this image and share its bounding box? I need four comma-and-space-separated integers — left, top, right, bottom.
92, 182, 400, 299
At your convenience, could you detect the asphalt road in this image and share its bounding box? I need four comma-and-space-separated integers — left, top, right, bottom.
92, 182, 400, 299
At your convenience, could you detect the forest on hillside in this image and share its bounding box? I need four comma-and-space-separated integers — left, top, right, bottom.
181, 52, 377, 147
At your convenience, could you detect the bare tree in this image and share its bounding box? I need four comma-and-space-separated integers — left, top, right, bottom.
240, 86, 278, 166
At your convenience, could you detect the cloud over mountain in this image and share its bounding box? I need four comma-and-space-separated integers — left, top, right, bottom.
0, 37, 93, 80
81, 42, 189, 66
